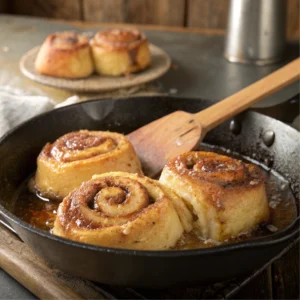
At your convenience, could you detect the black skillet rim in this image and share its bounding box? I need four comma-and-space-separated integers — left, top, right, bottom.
0, 96, 299, 257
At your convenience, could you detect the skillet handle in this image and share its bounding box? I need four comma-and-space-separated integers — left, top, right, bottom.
0, 224, 107, 300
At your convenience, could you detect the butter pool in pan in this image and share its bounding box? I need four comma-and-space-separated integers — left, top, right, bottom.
13, 143, 297, 250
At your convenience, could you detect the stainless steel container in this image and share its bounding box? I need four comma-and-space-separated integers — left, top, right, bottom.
224, 0, 286, 65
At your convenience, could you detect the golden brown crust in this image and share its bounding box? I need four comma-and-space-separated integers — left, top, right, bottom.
90, 29, 151, 76
159, 151, 270, 241
40, 131, 117, 163
34, 130, 143, 200
91, 29, 148, 51
35, 32, 94, 78
47, 32, 89, 51
53, 172, 184, 250
169, 151, 264, 209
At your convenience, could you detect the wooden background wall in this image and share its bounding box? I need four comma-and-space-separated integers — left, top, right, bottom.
0, 0, 299, 40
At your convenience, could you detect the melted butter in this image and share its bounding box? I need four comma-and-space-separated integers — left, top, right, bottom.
13, 144, 298, 249
14, 188, 58, 231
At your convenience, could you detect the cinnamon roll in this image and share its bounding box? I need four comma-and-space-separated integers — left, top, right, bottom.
35, 32, 94, 78
90, 29, 151, 76
53, 172, 186, 250
159, 151, 270, 241
34, 130, 142, 200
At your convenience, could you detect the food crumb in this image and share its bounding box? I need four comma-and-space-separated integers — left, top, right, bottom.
267, 224, 278, 232
204, 239, 221, 246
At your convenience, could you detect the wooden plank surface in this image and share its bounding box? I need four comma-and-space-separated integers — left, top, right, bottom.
11, 0, 82, 20
187, 0, 299, 41
0, 0, 8, 13
287, 0, 300, 40
0, 224, 108, 299
83, 0, 125, 23
272, 242, 299, 299
64, 19, 225, 35
83, 0, 185, 26
187, 0, 229, 29
233, 268, 273, 299
7, 0, 300, 40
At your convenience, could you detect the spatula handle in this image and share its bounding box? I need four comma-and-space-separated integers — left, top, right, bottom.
194, 58, 300, 132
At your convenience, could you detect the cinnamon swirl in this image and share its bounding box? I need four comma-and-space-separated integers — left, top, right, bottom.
159, 151, 270, 241
35, 32, 94, 78
53, 172, 185, 250
34, 130, 142, 200
90, 29, 151, 76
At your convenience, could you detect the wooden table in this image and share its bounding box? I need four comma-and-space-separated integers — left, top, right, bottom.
0, 14, 299, 300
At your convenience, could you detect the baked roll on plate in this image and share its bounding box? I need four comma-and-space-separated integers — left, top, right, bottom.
34, 130, 142, 200
91, 29, 151, 76
20, 35, 170, 92
160, 151, 270, 241
35, 32, 94, 78
53, 172, 190, 250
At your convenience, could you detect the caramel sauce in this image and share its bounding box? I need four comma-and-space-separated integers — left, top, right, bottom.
62, 133, 107, 151
174, 152, 262, 188
64, 36, 78, 45
13, 145, 298, 249
50, 32, 89, 50
94, 29, 144, 48
129, 48, 139, 66
14, 189, 58, 231
43, 132, 117, 163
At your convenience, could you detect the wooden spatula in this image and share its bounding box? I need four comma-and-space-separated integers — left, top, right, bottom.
128, 58, 300, 177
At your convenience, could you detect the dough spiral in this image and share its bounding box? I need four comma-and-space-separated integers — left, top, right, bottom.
34, 130, 142, 200
91, 29, 151, 76
53, 172, 187, 250
160, 151, 270, 241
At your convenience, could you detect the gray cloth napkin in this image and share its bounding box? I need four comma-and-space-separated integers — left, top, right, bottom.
0, 87, 79, 137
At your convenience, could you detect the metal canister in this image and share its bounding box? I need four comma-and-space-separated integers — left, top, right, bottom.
224, 0, 286, 65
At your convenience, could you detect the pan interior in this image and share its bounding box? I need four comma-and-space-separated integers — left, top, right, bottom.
11, 142, 298, 250
0, 96, 299, 250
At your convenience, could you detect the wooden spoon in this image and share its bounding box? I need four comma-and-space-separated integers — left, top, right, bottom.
128, 58, 300, 177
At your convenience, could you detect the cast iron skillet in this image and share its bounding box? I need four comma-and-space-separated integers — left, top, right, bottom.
0, 96, 299, 287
